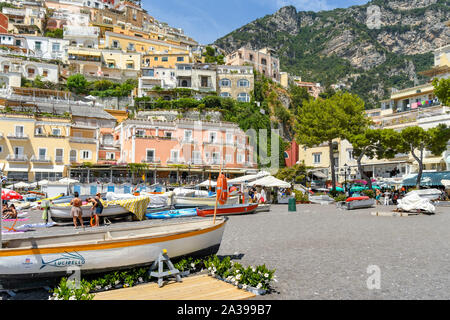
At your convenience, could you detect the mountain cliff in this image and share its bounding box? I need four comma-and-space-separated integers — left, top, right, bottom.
214, 0, 450, 108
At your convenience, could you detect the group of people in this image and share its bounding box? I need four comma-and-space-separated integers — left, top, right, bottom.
70, 192, 104, 229
248, 187, 268, 204
1, 201, 18, 219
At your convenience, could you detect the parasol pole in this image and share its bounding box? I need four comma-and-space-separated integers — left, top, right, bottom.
213, 163, 223, 225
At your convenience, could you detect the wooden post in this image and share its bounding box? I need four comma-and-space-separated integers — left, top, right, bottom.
213, 164, 223, 225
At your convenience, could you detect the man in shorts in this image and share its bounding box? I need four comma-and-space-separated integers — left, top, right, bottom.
70, 192, 84, 229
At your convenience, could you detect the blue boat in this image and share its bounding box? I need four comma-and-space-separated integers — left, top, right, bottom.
145, 208, 198, 220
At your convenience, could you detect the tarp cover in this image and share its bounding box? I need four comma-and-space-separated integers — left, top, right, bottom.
248, 176, 291, 188
173, 188, 210, 197
397, 193, 436, 214
406, 189, 442, 200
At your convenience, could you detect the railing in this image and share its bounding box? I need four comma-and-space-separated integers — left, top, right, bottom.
69, 137, 97, 144
141, 157, 161, 164
167, 159, 186, 165
203, 139, 224, 146
6, 154, 28, 162
7, 133, 29, 139
55, 156, 64, 163
30, 155, 51, 163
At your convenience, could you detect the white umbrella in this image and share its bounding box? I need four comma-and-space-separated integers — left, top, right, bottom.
12, 182, 30, 189
196, 180, 217, 187
85, 95, 97, 101
228, 171, 270, 184
29, 182, 38, 188
248, 176, 291, 188
38, 179, 49, 185
58, 178, 79, 184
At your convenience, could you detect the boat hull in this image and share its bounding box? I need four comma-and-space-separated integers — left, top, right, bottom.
197, 204, 259, 217
49, 205, 131, 222
255, 204, 271, 212
0, 218, 227, 290
338, 199, 376, 210
174, 195, 239, 209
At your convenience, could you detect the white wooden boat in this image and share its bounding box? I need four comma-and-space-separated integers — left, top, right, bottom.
174, 195, 240, 208
255, 204, 271, 212
309, 195, 335, 205
0, 217, 227, 290
49, 204, 131, 222
406, 189, 443, 201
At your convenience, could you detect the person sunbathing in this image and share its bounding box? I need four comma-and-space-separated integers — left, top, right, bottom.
2, 204, 17, 219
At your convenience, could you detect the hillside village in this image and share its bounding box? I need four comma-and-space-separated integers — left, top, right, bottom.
0, 0, 449, 190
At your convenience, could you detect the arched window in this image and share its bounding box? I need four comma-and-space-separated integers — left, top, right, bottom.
181, 80, 188, 87
219, 78, 231, 87
237, 79, 250, 88
220, 92, 231, 98
237, 93, 250, 102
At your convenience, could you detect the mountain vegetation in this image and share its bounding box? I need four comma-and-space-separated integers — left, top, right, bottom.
214, 0, 449, 109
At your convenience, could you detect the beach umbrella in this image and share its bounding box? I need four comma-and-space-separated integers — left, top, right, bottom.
350, 186, 366, 192
1, 189, 23, 201
58, 178, 79, 184
13, 182, 30, 189
330, 187, 345, 192
38, 179, 49, 185
248, 176, 291, 188
196, 180, 218, 187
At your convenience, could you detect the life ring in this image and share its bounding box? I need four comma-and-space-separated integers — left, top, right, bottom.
216, 174, 228, 205
346, 196, 370, 203
90, 215, 99, 227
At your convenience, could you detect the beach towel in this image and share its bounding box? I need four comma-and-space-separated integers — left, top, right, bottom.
17, 222, 56, 230
107, 196, 151, 221
2, 218, 30, 222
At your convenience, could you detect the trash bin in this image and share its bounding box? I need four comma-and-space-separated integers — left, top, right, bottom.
288, 197, 297, 212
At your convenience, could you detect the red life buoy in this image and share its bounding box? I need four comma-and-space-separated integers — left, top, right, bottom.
90, 215, 99, 227
216, 174, 228, 205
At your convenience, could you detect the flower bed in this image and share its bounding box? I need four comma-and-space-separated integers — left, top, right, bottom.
49, 255, 276, 300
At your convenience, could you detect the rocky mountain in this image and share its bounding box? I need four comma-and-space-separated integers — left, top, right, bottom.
214, 0, 450, 108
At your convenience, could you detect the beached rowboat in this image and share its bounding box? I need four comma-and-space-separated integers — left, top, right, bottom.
49, 204, 131, 222
197, 204, 259, 217
174, 195, 240, 209
0, 217, 227, 290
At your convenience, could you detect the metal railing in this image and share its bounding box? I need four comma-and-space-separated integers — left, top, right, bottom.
30, 155, 51, 163
141, 157, 161, 164
7, 133, 29, 139
6, 154, 28, 162
69, 137, 97, 144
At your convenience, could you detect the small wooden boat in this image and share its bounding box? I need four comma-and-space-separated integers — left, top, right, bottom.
0, 217, 227, 290
197, 204, 259, 217
49, 204, 131, 222
174, 195, 240, 209
338, 196, 375, 210
146, 208, 198, 219
255, 203, 271, 212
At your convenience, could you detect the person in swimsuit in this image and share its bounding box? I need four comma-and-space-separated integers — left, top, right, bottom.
70, 192, 84, 229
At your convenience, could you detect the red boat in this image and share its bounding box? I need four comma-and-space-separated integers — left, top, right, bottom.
197, 204, 259, 217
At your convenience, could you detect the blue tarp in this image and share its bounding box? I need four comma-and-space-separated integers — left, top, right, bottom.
402, 171, 450, 187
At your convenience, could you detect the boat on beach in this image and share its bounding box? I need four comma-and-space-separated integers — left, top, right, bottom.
337, 196, 376, 210
406, 189, 443, 201
173, 195, 240, 209
145, 208, 198, 219
0, 217, 228, 290
255, 203, 271, 212
197, 204, 259, 217
49, 203, 132, 222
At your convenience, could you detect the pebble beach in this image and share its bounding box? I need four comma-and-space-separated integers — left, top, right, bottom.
2, 203, 450, 300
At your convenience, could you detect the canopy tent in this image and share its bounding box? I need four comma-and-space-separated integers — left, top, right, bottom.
402, 172, 450, 187
228, 171, 270, 184
248, 176, 291, 188
442, 180, 450, 188
58, 178, 80, 184
196, 180, 217, 188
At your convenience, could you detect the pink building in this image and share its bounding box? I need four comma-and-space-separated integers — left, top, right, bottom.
115, 119, 257, 183
225, 47, 280, 83
293, 79, 323, 99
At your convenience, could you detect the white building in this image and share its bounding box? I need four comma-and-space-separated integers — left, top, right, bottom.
175, 63, 217, 93
0, 55, 59, 83
21, 35, 69, 62
138, 67, 176, 97
63, 25, 100, 48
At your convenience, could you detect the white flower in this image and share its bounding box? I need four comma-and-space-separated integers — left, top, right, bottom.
234, 281, 239, 286
138, 277, 143, 283
242, 284, 248, 290
95, 285, 101, 290
115, 280, 120, 285
236, 274, 242, 280
231, 277, 236, 282
264, 273, 269, 278
256, 283, 262, 289
251, 267, 256, 272
191, 263, 195, 268
231, 261, 234, 266
208, 267, 212, 271
236, 269, 240, 274
69, 296, 76, 300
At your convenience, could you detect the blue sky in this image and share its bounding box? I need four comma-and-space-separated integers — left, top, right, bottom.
142, 0, 370, 44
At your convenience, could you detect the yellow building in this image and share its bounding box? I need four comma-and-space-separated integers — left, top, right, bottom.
0, 113, 71, 182
68, 46, 141, 81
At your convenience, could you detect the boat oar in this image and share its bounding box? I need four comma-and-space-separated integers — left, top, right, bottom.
213, 164, 223, 225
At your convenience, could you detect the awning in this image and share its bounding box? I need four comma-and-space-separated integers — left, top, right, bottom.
69, 50, 101, 56
31, 165, 65, 173
312, 171, 327, 179
4, 163, 29, 172
402, 171, 450, 187
422, 157, 444, 165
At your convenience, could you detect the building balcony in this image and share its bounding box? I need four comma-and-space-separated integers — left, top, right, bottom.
141, 157, 161, 164
7, 133, 29, 140
69, 137, 97, 144
6, 154, 28, 162
167, 159, 186, 165
30, 155, 51, 163
206, 158, 222, 166
180, 138, 198, 145
55, 156, 64, 163
203, 139, 224, 146
34, 133, 66, 139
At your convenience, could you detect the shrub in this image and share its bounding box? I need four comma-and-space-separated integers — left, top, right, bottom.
362, 189, 375, 198
201, 95, 222, 109
334, 194, 348, 202
294, 191, 309, 203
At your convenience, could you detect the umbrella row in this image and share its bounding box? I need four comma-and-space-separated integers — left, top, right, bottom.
4, 178, 80, 189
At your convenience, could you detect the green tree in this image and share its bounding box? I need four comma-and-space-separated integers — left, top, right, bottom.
67, 74, 89, 95
44, 28, 64, 39
350, 129, 401, 189
289, 85, 311, 113
397, 125, 450, 188
295, 91, 368, 191
432, 78, 450, 107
